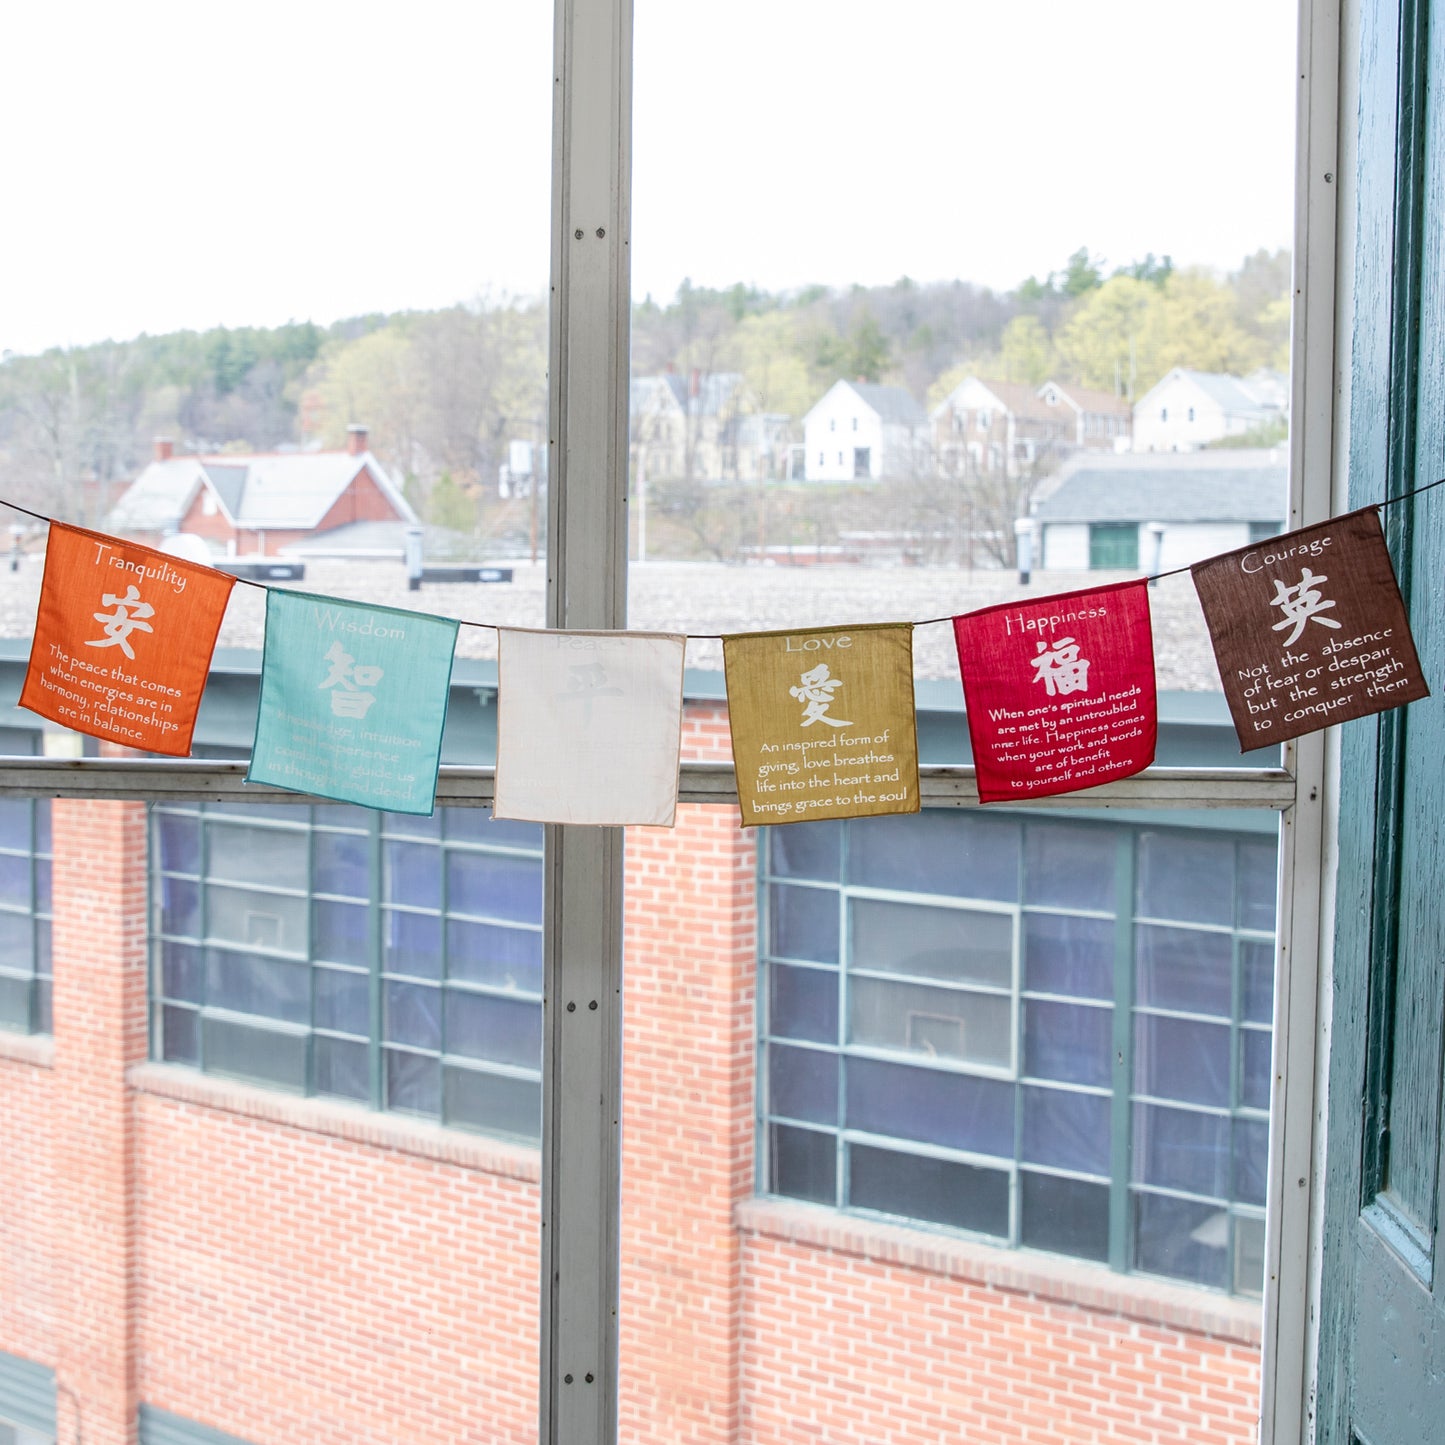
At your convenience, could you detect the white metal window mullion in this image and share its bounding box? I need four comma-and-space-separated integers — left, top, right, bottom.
541, 3, 632, 1445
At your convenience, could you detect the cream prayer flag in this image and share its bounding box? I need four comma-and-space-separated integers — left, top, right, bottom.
495, 628, 686, 826
724, 623, 920, 827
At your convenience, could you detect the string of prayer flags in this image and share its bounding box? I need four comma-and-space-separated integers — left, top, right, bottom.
952, 579, 1157, 803
20, 522, 235, 755
1192, 508, 1429, 750
494, 629, 687, 826
724, 623, 920, 827
247, 591, 459, 814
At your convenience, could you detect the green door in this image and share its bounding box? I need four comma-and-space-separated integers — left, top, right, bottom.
1317, 0, 1445, 1436
1088, 522, 1138, 570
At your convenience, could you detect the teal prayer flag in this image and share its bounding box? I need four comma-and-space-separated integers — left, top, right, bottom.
248, 590, 459, 814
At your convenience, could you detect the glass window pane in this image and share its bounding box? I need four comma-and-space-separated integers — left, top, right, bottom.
1023, 822, 1115, 912
158, 876, 200, 938
0, 911, 33, 962
384, 909, 443, 981
384, 840, 442, 911
314, 1036, 369, 1103
313, 898, 369, 964
206, 885, 307, 954
0, 974, 29, 1030
1241, 939, 1275, 1023
1138, 831, 1235, 925
161, 1004, 200, 1065
850, 1143, 1009, 1237
767, 820, 842, 881
1023, 999, 1112, 1087
1132, 1103, 1230, 1198
386, 1048, 440, 1117
444, 1066, 540, 1141
1021, 1086, 1111, 1175
315, 967, 369, 1037
769, 1123, 836, 1205
34, 799, 51, 856
849, 976, 1010, 1069
0, 854, 31, 908
1133, 1191, 1229, 1289
155, 811, 201, 874
445, 810, 543, 849
1238, 838, 1279, 931
0, 799, 31, 850
1134, 1014, 1231, 1107
384, 980, 442, 1050
1241, 1028, 1273, 1111
1135, 924, 1232, 1017
205, 949, 310, 1025
769, 963, 839, 1044
446, 851, 543, 923
767, 884, 839, 964
1020, 1172, 1109, 1262
445, 991, 542, 1069
1235, 1216, 1267, 1297
850, 898, 1011, 988
1023, 912, 1115, 1000
208, 822, 309, 890
846, 1057, 1012, 1157
1233, 1117, 1269, 1207
847, 811, 1020, 902
383, 811, 442, 840
202, 1016, 307, 1091
315, 830, 370, 898
447, 918, 543, 992
768, 1044, 838, 1125
159, 941, 202, 1003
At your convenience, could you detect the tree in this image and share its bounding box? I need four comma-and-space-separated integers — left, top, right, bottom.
428, 470, 476, 532
1061, 247, 1106, 298
999, 316, 1054, 385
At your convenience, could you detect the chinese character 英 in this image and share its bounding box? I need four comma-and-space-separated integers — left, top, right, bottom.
790, 663, 852, 728
85, 585, 155, 660
319, 640, 384, 719
1269, 568, 1340, 646
1030, 636, 1090, 697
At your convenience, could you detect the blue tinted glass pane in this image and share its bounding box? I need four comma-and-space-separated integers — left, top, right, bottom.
1132, 1103, 1230, 1197
1241, 940, 1274, 1024
0, 975, 29, 1030
33, 977, 51, 1034
769, 1123, 836, 1204
1137, 831, 1234, 925
1021, 1086, 1111, 1174
0, 799, 30, 849
34, 858, 50, 905
447, 919, 543, 992
1020, 1172, 1110, 1262
1023, 912, 1114, 999
384, 980, 442, 1049
161, 1004, 199, 1064
0, 910, 32, 961
851, 898, 1012, 988
768, 1044, 838, 1125
444, 1067, 540, 1141
202, 1017, 307, 1091
35, 800, 51, 855
314, 1035, 369, 1102
850, 1143, 1008, 1237
386, 1048, 440, 1115
768, 820, 842, 882
160, 941, 202, 1002
769, 963, 839, 1044
384, 840, 442, 910
1023, 999, 1112, 1087
1135, 925, 1232, 1017
384, 910, 443, 980
768, 884, 839, 964
205, 949, 310, 1025
315, 830, 369, 898
207, 822, 309, 889
1238, 838, 1279, 931
159, 877, 200, 938
846, 1057, 1012, 1157
155, 811, 200, 873
1133, 1191, 1229, 1288
445, 991, 541, 1069
1134, 1015, 1230, 1107
1241, 1029, 1272, 1111
383, 811, 442, 839
315, 967, 369, 1036
445, 810, 543, 850
1023, 822, 1115, 912
313, 899, 368, 963
847, 811, 1020, 902
849, 977, 1011, 1069
313, 804, 368, 828
0, 854, 30, 908
446, 851, 544, 924
1234, 1117, 1269, 1207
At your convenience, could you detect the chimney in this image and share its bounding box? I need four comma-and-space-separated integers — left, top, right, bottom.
689, 368, 701, 399
153, 437, 174, 463
346, 424, 369, 456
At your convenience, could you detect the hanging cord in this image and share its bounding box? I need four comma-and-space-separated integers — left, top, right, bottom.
7, 472, 1445, 639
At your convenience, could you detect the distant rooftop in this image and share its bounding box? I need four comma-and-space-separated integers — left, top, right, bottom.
1036, 449, 1288, 524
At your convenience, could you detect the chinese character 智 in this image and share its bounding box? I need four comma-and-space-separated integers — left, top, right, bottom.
319, 640, 384, 719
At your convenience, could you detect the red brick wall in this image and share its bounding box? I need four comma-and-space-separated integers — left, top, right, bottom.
0, 702, 1264, 1443
313, 467, 407, 532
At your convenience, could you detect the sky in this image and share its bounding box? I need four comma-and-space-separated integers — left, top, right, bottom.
0, 0, 1298, 358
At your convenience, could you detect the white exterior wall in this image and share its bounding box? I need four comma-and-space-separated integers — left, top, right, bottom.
1156, 521, 1253, 570
803, 382, 884, 481
1132, 375, 1231, 452
1041, 522, 1090, 570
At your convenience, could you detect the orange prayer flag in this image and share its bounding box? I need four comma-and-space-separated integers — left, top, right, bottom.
20, 522, 235, 755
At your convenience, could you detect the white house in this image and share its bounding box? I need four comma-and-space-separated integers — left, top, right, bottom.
802, 380, 929, 481
1033, 449, 1287, 571
1131, 368, 1283, 452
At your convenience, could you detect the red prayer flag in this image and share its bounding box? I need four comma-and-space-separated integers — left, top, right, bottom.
20, 522, 235, 755
953, 579, 1157, 803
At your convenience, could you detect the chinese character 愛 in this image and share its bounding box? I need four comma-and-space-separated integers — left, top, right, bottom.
789, 663, 852, 729
558, 661, 624, 724
319, 640, 384, 719
1269, 568, 1341, 647
86, 585, 155, 660
1030, 636, 1091, 697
